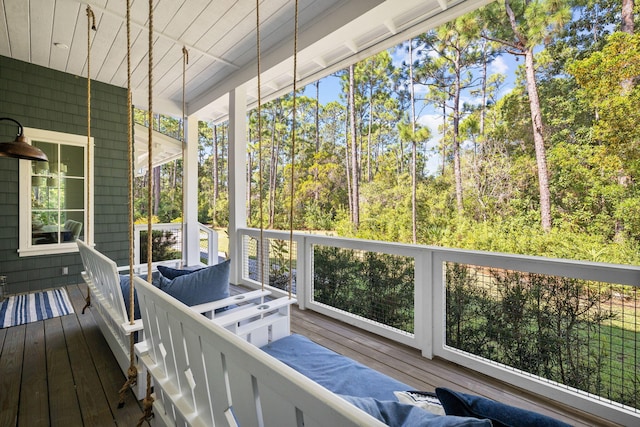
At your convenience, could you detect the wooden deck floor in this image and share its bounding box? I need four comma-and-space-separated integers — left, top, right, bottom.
0, 283, 621, 426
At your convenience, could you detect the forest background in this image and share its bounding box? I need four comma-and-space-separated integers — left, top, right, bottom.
135, 0, 640, 266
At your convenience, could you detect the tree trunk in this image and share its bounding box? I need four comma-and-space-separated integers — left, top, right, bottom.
315, 80, 320, 152
480, 38, 488, 137
441, 103, 447, 175
212, 124, 219, 226
409, 41, 417, 244
247, 151, 252, 221
314, 80, 320, 201
622, 0, 634, 34
524, 47, 552, 231
153, 166, 161, 216
345, 102, 352, 222
453, 47, 464, 214
269, 104, 280, 228
349, 64, 359, 228
367, 81, 373, 183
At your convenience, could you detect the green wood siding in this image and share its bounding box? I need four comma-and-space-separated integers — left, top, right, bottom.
0, 56, 129, 294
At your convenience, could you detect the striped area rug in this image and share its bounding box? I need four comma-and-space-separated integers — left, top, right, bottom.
0, 288, 74, 328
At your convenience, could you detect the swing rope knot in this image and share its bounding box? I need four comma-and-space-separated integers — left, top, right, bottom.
117, 365, 139, 408
136, 394, 155, 426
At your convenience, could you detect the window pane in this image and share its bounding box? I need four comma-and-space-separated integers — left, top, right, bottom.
62, 177, 84, 210
33, 141, 58, 167
32, 212, 59, 245
62, 212, 84, 241
61, 145, 84, 177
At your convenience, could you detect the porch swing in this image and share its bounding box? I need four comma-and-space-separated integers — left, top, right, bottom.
77, 0, 297, 416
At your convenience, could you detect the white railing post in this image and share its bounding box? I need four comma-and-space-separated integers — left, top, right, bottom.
295, 234, 307, 310
198, 224, 218, 265
414, 249, 433, 359
183, 115, 200, 267
228, 86, 248, 284
134, 225, 141, 265
208, 228, 217, 264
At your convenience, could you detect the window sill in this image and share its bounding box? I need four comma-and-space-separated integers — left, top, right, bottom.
18, 243, 80, 257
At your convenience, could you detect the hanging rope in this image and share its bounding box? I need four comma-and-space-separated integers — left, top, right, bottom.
181, 46, 188, 268
256, 0, 265, 291
288, 0, 299, 300
82, 5, 96, 315
138, 0, 155, 423
117, 0, 138, 408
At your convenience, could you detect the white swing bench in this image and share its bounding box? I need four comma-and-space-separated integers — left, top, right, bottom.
76, 240, 294, 400
132, 275, 390, 427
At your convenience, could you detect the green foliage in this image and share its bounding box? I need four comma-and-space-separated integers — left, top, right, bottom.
569, 32, 640, 163
445, 263, 638, 408
313, 246, 415, 332
268, 239, 291, 291
139, 230, 181, 262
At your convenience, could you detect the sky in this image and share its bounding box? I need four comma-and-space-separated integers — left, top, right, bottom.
301, 43, 519, 175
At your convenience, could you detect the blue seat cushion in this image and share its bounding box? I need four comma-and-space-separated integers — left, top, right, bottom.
261, 333, 410, 401
341, 395, 491, 427
435, 388, 572, 427
158, 259, 230, 306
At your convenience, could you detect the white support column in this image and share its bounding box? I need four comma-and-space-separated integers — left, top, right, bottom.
228, 86, 248, 284
184, 115, 211, 266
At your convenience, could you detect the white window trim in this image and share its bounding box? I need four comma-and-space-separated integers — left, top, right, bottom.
18, 128, 94, 257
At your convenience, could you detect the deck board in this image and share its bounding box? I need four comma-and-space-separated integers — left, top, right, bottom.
65, 284, 144, 422
0, 284, 143, 427
18, 321, 48, 426
45, 316, 84, 427
61, 308, 116, 425
0, 324, 25, 426
0, 282, 623, 426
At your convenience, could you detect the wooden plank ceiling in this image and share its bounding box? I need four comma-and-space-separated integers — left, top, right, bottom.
1, 0, 492, 124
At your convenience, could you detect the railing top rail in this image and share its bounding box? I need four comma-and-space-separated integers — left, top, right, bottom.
237, 227, 640, 287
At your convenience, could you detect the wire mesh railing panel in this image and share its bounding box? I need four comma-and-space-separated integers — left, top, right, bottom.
311, 244, 415, 335
139, 226, 183, 264
244, 235, 298, 295
444, 262, 639, 412
199, 228, 211, 264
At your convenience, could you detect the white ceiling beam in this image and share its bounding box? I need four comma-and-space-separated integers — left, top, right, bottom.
384, 19, 397, 35
344, 40, 358, 54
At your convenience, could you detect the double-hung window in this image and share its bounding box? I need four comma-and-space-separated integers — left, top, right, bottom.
18, 128, 93, 256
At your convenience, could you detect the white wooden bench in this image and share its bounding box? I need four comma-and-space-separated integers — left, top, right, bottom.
77, 240, 291, 400
132, 275, 386, 427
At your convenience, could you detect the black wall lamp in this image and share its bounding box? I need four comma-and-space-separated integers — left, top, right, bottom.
0, 117, 48, 162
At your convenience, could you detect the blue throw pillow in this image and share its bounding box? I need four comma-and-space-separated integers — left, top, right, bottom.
119, 272, 158, 320
435, 388, 572, 427
158, 259, 230, 306
157, 265, 202, 279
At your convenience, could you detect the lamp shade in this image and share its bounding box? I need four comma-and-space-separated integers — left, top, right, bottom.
0, 118, 49, 162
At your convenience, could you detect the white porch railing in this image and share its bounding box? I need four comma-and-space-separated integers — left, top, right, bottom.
236, 227, 640, 426
133, 222, 219, 266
